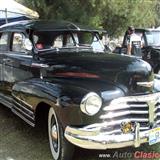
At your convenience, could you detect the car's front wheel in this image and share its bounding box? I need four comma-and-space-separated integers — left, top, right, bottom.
48, 107, 74, 160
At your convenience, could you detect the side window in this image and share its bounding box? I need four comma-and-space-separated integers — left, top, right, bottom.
53, 34, 74, 48
65, 34, 74, 47
53, 35, 63, 48
0, 32, 8, 51
12, 33, 26, 52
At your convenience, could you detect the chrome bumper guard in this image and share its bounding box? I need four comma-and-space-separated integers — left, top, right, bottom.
64, 122, 158, 149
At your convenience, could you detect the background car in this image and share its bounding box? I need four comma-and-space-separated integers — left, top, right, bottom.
114, 28, 160, 74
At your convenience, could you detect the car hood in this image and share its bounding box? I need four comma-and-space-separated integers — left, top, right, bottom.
40, 52, 154, 95
144, 46, 160, 62
145, 46, 160, 51
150, 46, 160, 50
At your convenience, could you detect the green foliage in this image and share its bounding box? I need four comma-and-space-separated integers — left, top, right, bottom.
154, 0, 160, 27
19, 0, 101, 27
18, 0, 158, 37
100, 0, 157, 37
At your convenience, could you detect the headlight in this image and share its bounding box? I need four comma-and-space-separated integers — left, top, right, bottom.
80, 92, 102, 116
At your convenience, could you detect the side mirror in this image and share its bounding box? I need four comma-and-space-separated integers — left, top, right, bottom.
24, 38, 33, 51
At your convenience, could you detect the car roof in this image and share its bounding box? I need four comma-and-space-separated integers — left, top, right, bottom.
0, 20, 105, 33
135, 28, 160, 32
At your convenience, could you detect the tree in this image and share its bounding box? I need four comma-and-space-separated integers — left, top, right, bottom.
99, 0, 157, 37
154, 0, 160, 27
17, 0, 101, 27
17, 0, 157, 37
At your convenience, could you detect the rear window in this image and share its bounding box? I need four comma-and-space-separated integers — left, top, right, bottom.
0, 32, 8, 51
12, 32, 26, 52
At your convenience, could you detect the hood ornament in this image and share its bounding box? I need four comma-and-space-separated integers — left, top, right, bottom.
137, 81, 154, 88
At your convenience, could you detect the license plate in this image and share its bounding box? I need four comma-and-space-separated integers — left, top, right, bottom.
149, 127, 160, 145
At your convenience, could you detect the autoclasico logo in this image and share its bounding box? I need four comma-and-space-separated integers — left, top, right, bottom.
98, 151, 160, 159
134, 151, 160, 159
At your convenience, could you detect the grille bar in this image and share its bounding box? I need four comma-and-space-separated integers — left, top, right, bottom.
99, 93, 160, 135
100, 110, 148, 119
103, 103, 148, 111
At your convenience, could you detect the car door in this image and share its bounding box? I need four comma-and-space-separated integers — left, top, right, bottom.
2, 31, 33, 97
0, 32, 10, 95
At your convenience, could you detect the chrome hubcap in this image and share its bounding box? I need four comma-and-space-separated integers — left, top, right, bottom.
48, 108, 60, 160
50, 119, 59, 152
51, 124, 58, 140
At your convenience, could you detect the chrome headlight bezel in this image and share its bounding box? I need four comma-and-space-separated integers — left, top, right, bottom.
80, 92, 102, 116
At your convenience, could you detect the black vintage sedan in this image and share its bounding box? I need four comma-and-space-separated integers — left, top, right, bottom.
118, 28, 160, 73
0, 20, 160, 160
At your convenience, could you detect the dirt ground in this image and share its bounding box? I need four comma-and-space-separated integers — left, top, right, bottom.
0, 105, 160, 160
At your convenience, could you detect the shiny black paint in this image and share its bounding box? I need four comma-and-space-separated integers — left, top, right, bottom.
40, 52, 153, 95
0, 20, 156, 128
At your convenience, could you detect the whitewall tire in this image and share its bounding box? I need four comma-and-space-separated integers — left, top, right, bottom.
48, 107, 74, 160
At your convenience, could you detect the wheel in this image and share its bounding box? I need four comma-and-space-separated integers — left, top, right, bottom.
48, 107, 74, 160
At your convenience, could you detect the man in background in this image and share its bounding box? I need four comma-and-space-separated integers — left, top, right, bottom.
126, 26, 142, 56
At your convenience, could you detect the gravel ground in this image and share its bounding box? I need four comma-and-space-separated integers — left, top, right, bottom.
0, 105, 160, 160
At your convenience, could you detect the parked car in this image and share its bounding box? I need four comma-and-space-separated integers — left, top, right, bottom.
114, 28, 160, 73
0, 20, 160, 160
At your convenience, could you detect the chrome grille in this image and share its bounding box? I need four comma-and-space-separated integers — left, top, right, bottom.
155, 102, 160, 125
98, 93, 160, 135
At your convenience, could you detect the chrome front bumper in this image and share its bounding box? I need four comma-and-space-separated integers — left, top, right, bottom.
64, 123, 159, 149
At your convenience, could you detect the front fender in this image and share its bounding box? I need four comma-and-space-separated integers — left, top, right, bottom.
12, 78, 89, 127
12, 78, 125, 128
12, 78, 60, 110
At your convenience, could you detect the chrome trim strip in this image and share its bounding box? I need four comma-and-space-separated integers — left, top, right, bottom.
137, 81, 154, 88
100, 110, 148, 119
0, 97, 13, 109
81, 118, 149, 130
156, 120, 160, 124
108, 92, 160, 104
31, 62, 49, 68
82, 125, 149, 133
154, 112, 160, 119
103, 104, 148, 111
100, 129, 122, 135
13, 103, 35, 120
155, 74, 160, 79
156, 113, 160, 117
12, 94, 34, 113
12, 108, 35, 127
0, 93, 13, 108
99, 118, 148, 124
156, 105, 160, 110
13, 98, 34, 116
140, 126, 150, 130
85, 127, 149, 135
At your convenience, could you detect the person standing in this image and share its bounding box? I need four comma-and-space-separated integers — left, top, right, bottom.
126, 26, 142, 56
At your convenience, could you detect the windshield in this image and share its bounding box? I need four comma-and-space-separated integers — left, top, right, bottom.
145, 31, 160, 46
32, 31, 105, 52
